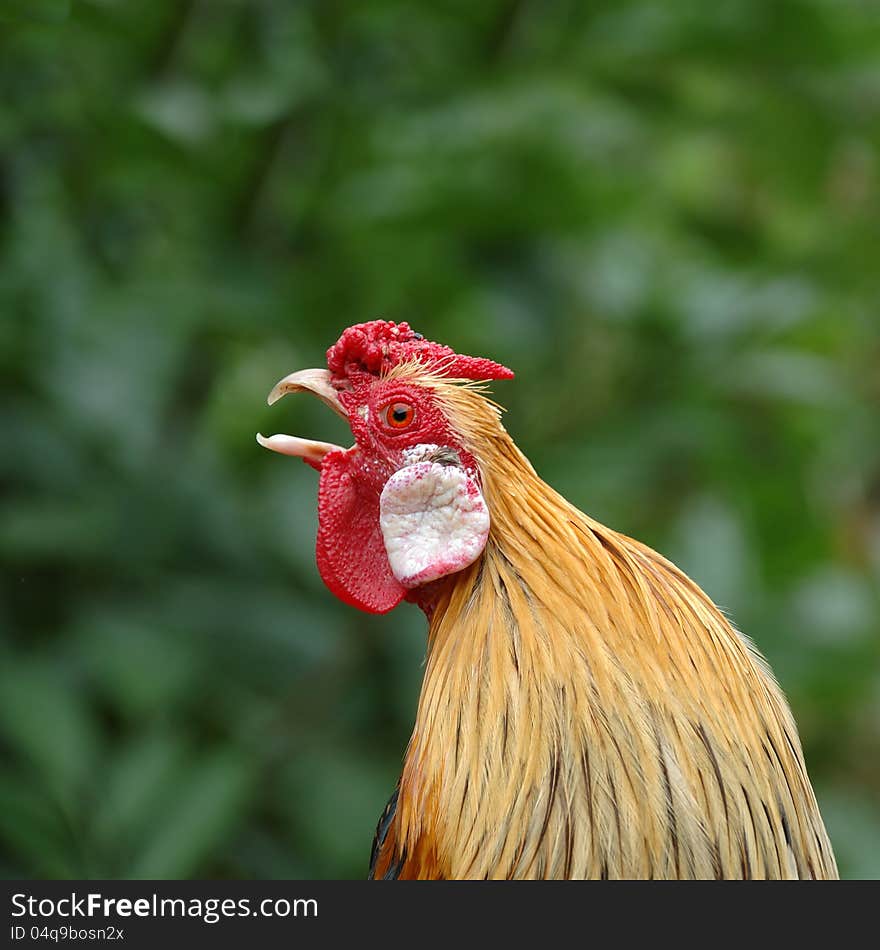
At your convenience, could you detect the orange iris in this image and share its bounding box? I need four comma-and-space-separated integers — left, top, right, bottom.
384, 402, 415, 429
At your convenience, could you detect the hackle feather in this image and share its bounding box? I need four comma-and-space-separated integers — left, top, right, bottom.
370, 371, 837, 880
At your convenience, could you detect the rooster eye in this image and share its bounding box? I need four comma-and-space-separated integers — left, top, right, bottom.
383, 402, 416, 430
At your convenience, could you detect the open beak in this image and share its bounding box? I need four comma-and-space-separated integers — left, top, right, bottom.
257, 368, 349, 468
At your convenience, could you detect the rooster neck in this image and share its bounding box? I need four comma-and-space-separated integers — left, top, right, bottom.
382, 431, 836, 880
394, 439, 618, 878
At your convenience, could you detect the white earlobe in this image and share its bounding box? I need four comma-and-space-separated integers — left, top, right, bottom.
379, 460, 490, 589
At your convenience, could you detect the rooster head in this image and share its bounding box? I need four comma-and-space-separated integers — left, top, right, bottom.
258, 320, 514, 614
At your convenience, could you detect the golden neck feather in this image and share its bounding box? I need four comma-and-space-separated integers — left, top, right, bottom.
383, 378, 835, 879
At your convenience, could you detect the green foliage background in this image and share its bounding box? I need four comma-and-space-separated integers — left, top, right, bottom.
1, 0, 878, 879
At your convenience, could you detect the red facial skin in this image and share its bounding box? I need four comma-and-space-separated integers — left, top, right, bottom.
314, 379, 481, 615
276, 320, 513, 615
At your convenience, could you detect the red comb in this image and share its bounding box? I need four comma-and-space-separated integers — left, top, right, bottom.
326, 320, 514, 384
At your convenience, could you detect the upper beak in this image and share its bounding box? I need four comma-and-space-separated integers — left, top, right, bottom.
257, 368, 349, 468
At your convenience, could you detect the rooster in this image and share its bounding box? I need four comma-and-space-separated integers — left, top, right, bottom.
258, 320, 837, 880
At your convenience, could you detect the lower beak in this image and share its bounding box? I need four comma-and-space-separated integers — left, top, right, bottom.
256, 433, 343, 466
257, 368, 349, 468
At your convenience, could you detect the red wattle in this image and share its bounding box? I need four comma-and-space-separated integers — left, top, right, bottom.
315, 450, 406, 614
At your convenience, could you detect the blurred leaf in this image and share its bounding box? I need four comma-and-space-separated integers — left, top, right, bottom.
0, 0, 70, 26
136, 81, 217, 146
127, 751, 255, 879
820, 788, 880, 881
278, 746, 395, 878
0, 771, 80, 878
790, 567, 877, 646
0, 663, 100, 805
